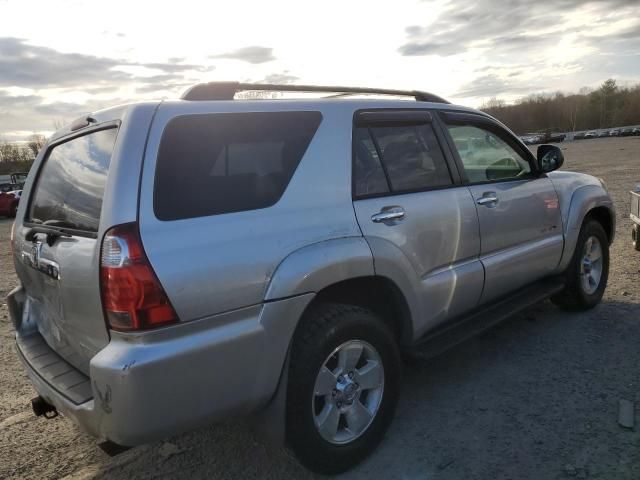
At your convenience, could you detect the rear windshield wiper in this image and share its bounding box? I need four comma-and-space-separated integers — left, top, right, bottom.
25, 225, 72, 245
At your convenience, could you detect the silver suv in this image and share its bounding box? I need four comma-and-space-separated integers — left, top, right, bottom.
8, 83, 615, 474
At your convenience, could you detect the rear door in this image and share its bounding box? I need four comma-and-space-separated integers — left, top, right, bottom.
440, 112, 563, 303
14, 126, 118, 373
352, 110, 484, 338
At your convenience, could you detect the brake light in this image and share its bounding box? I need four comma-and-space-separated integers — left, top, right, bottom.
100, 223, 178, 331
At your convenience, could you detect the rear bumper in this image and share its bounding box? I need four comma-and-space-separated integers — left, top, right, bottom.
10, 285, 313, 446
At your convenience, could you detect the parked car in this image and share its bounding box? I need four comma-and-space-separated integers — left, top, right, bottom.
0, 182, 22, 193
598, 130, 609, 138
609, 129, 620, 137
632, 127, 640, 136
0, 189, 20, 217
7, 82, 615, 474
573, 132, 586, 140
585, 131, 598, 139
619, 127, 634, 137
0, 172, 29, 190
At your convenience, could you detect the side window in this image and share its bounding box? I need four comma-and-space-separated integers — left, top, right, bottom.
352, 123, 452, 197
154, 111, 322, 220
372, 124, 452, 192
446, 124, 532, 183
353, 128, 389, 197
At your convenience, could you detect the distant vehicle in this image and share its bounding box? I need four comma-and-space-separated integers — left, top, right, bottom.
620, 128, 634, 137
632, 127, 640, 136
0, 172, 29, 191
585, 131, 598, 139
547, 133, 566, 143
12, 172, 28, 185
0, 189, 21, 217
0, 183, 22, 193
573, 132, 586, 140
609, 129, 620, 137
598, 130, 609, 138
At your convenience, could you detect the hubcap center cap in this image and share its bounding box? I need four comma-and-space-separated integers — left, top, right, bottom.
336, 378, 359, 404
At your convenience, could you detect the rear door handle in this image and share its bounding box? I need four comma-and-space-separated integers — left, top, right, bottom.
371, 207, 405, 223
477, 193, 498, 206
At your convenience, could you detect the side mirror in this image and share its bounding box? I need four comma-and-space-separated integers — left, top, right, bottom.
537, 144, 564, 173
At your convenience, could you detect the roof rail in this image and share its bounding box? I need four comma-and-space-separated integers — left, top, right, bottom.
180, 82, 449, 103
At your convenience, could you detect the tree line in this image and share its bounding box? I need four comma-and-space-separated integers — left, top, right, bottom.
0, 134, 45, 175
481, 79, 640, 135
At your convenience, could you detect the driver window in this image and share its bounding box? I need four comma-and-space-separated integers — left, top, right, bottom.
446, 125, 531, 183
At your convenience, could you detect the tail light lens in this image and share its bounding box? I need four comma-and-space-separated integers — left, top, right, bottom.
100, 223, 178, 331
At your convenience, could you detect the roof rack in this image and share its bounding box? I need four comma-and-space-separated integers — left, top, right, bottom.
180, 82, 449, 103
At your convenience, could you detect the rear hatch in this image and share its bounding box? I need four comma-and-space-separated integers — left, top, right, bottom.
14, 127, 118, 374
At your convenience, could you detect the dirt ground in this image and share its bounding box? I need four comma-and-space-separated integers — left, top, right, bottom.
1, 136, 640, 480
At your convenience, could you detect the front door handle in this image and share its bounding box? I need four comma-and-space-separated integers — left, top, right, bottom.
371, 207, 405, 223
477, 193, 498, 206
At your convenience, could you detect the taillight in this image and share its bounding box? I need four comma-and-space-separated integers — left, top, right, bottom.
100, 223, 178, 331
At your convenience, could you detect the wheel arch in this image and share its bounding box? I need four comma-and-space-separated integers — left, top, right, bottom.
302, 275, 414, 346
265, 236, 414, 346
558, 185, 615, 272
585, 206, 614, 244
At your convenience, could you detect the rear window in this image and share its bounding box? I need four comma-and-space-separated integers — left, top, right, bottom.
154, 111, 322, 220
28, 128, 117, 233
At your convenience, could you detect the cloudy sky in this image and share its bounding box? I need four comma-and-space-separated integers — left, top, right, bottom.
0, 0, 639, 140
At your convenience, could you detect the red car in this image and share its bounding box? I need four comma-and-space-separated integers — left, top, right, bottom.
0, 189, 21, 217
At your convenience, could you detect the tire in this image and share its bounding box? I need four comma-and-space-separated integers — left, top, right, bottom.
286, 302, 401, 474
552, 218, 609, 310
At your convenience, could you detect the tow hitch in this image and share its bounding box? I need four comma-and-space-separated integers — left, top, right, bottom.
31, 396, 58, 419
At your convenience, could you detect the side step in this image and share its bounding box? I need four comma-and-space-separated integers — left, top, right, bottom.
407, 277, 565, 360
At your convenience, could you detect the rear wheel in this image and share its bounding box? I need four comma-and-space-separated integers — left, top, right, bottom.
552, 219, 609, 310
286, 303, 401, 474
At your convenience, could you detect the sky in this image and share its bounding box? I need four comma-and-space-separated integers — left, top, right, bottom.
0, 0, 639, 141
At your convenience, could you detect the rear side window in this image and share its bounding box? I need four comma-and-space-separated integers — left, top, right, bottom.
28, 128, 117, 233
154, 111, 322, 220
353, 123, 452, 197
353, 128, 389, 197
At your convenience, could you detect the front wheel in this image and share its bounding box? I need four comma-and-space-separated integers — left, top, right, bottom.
552, 219, 609, 310
286, 303, 401, 474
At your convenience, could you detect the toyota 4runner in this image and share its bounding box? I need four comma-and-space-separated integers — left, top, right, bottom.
8, 82, 615, 474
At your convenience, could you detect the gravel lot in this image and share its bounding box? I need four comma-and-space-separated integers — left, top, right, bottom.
1, 136, 640, 480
